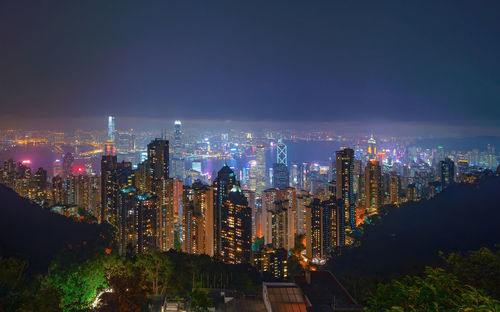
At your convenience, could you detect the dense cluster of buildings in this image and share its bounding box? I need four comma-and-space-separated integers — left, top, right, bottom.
1, 117, 499, 281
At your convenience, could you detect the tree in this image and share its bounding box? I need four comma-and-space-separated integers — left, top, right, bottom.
96, 258, 148, 312
442, 247, 500, 299
365, 267, 500, 311
189, 288, 213, 312
0, 257, 60, 312
136, 249, 173, 295
47, 254, 108, 311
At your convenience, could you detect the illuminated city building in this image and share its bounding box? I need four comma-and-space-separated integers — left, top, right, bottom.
296, 190, 311, 235
255, 144, 267, 195
51, 176, 64, 205
158, 178, 175, 251
272, 163, 289, 189
242, 190, 257, 239
389, 171, 401, 204
335, 148, 355, 229
136, 193, 159, 254
262, 188, 296, 251
101, 154, 132, 225
182, 181, 214, 256
33, 167, 48, 204
407, 183, 418, 202
108, 116, 115, 142
306, 196, 344, 263
147, 138, 169, 182
117, 187, 137, 255
172, 120, 185, 180
62, 152, 74, 178
220, 185, 252, 264
440, 158, 455, 189
276, 140, 287, 165
53, 159, 63, 177
253, 246, 288, 280
457, 159, 470, 179
365, 160, 382, 215
173, 178, 183, 222
367, 135, 377, 160
213, 164, 238, 258
247, 160, 257, 192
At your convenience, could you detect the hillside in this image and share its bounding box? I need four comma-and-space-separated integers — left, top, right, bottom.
0, 184, 113, 272
328, 175, 500, 299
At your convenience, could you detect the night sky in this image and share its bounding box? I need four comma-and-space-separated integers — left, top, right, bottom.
1, 1, 499, 132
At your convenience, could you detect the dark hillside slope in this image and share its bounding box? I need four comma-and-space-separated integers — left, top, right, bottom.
329, 176, 500, 293
0, 184, 112, 272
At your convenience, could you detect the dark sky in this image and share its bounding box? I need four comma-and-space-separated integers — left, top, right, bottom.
1, 1, 499, 130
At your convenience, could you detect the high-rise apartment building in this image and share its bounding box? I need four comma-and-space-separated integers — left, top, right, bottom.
262, 188, 296, 251
147, 138, 169, 182
335, 148, 355, 229
440, 158, 455, 189
182, 181, 214, 256
306, 196, 344, 262
365, 160, 382, 214
220, 185, 252, 264
389, 171, 401, 205
213, 164, 237, 257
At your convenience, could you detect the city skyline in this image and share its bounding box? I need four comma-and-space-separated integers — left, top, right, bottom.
0, 2, 499, 311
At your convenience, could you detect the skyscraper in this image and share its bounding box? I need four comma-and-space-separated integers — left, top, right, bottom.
220, 185, 252, 264
389, 171, 401, 204
306, 196, 344, 262
182, 181, 214, 256
276, 140, 287, 165
213, 164, 237, 257
101, 159, 132, 225
172, 120, 184, 180
335, 148, 355, 229
62, 152, 74, 178
136, 193, 159, 254
108, 116, 115, 142
365, 160, 382, 215
255, 144, 267, 195
367, 135, 376, 160
272, 163, 289, 189
440, 158, 455, 189
53, 159, 63, 177
147, 138, 169, 182
262, 188, 296, 251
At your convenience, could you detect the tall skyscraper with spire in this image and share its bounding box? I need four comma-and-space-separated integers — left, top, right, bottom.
276, 140, 287, 165
108, 116, 115, 142
172, 120, 184, 180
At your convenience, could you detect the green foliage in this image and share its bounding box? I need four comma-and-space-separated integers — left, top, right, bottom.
189, 288, 213, 312
136, 249, 173, 295
365, 267, 500, 311
96, 257, 148, 312
0, 257, 60, 312
46, 254, 108, 311
442, 247, 500, 300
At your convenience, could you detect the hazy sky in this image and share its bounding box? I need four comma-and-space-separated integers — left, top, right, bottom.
1, 1, 499, 131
